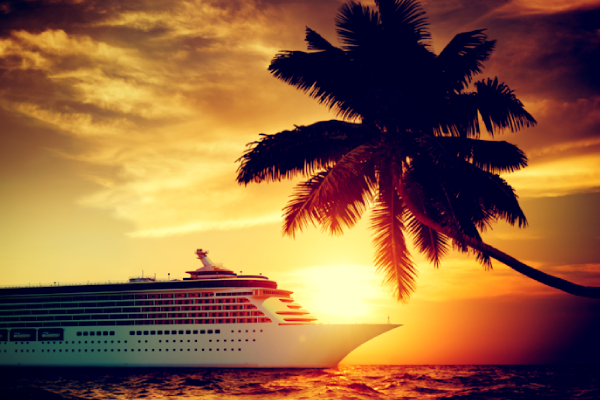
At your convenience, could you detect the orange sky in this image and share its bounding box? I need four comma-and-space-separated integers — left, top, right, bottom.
1, 0, 600, 364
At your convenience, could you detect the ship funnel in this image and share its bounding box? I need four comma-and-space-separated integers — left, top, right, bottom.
196, 249, 216, 268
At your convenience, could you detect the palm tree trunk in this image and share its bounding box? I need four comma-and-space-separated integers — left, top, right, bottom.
403, 195, 600, 299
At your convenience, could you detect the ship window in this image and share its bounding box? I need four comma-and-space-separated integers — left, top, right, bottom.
143, 331, 149, 335
193, 330, 198, 334
157, 331, 163, 335
90, 332, 95, 336
171, 330, 177, 334
200, 330, 205, 334
103, 331, 108, 336
110, 331, 115, 335
83, 332, 88, 336
207, 330, 213, 334
77, 332, 82, 336
164, 331, 169, 335
150, 331, 155, 335
129, 331, 135, 335
185, 330, 190, 334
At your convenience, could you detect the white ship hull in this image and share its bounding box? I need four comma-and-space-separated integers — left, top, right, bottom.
0, 323, 398, 368
0, 249, 401, 368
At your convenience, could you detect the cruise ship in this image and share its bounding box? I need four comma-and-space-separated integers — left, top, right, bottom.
0, 249, 399, 367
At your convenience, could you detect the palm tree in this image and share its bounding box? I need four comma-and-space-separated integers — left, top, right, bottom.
236, 0, 600, 301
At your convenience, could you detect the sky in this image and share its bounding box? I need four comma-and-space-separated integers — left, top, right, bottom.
1, 0, 600, 364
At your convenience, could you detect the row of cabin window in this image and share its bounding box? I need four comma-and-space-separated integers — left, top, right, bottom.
129, 329, 220, 335
0, 293, 215, 306
2, 311, 263, 322
0, 303, 257, 318
9, 348, 244, 353
0, 289, 277, 307
0, 298, 251, 313
1, 306, 259, 320
0, 318, 271, 329
76, 330, 115, 336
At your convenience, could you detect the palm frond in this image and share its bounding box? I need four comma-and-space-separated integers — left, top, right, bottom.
459, 163, 528, 229
432, 92, 480, 138
305, 27, 336, 51
402, 153, 478, 250
437, 29, 495, 92
335, 1, 380, 53
406, 214, 449, 268
283, 145, 376, 237
376, 0, 430, 46
236, 120, 370, 185
371, 163, 417, 302
436, 137, 527, 173
474, 78, 537, 136
269, 48, 363, 120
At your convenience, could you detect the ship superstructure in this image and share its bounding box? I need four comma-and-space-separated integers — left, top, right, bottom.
0, 249, 399, 367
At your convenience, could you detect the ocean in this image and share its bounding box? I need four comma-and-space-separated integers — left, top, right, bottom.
1, 365, 599, 399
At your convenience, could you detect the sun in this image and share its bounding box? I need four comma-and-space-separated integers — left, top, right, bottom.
281, 264, 387, 323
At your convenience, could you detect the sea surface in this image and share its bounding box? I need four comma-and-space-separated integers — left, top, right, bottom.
1, 365, 599, 399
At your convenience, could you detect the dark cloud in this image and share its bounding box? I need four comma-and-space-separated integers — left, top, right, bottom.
488, 7, 600, 100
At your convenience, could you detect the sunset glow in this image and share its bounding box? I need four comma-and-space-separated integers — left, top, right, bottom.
1, 0, 599, 365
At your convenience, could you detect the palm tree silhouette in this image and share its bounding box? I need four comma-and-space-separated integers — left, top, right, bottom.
237, 0, 600, 301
